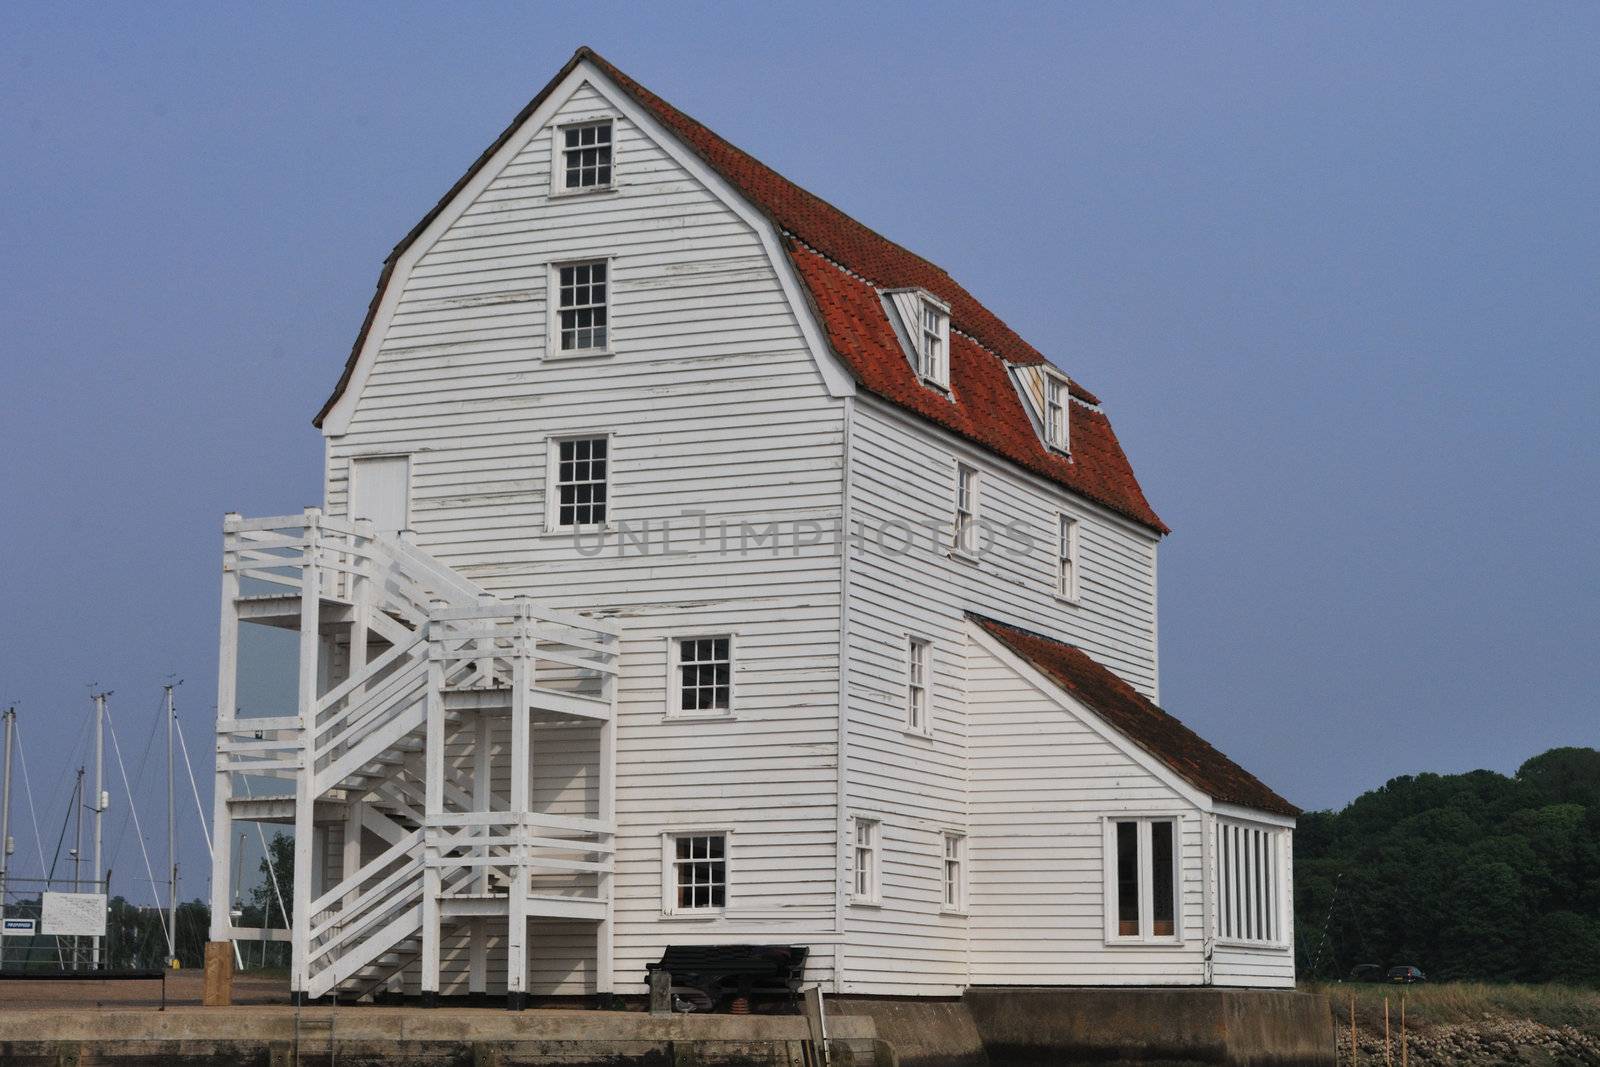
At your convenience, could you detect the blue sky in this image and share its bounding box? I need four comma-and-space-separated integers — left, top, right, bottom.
2, 4, 1596, 905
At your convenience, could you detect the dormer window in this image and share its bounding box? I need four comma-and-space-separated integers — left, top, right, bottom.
883, 289, 951, 391
918, 300, 947, 386
1044, 375, 1068, 451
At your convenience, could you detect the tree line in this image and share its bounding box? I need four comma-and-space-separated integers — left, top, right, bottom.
1294, 746, 1600, 985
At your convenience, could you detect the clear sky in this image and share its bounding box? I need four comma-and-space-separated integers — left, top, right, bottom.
2, 4, 1596, 906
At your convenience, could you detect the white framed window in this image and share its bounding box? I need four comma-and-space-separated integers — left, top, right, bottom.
553, 118, 614, 193
662, 831, 728, 915
941, 831, 967, 913
953, 463, 979, 555
1043, 373, 1069, 451
1104, 816, 1181, 943
546, 434, 609, 530
918, 297, 949, 387
905, 636, 931, 734
1216, 819, 1286, 946
669, 635, 733, 717
1056, 514, 1080, 602
551, 259, 609, 355
852, 817, 880, 905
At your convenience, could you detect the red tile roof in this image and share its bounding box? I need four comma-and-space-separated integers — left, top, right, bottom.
315, 47, 1166, 533
974, 615, 1299, 817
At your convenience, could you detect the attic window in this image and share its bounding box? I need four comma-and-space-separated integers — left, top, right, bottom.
917, 299, 948, 387
561, 120, 613, 190
1044, 375, 1068, 451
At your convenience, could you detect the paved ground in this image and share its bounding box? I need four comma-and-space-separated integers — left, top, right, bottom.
0, 968, 288, 1008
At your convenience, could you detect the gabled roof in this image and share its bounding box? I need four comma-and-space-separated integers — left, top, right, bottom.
973, 615, 1299, 817
316, 47, 1167, 534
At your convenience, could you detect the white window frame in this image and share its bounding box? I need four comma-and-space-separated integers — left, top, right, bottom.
661, 829, 731, 917
667, 634, 736, 719
549, 116, 616, 197
1056, 513, 1080, 603
1215, 817, 1289, 948
1102, 814, 1184, 946
1042, 372, 1070, 452
941, 831, 968, 914
953, 463, 980, 557
918, 296, 949, 389
547, 257, 613, 358
544, 432, 612, 532
851, 817, 881, 906
905, 636, 932, 736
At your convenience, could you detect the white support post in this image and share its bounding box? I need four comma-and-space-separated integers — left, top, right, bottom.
469, 713, 492, 994
349, 519, 374, 704
595, 643, 616, 995
291, 508, 322, 1000
342, 799, 364, 913
506, 600, 531, 1008
208, 513, 241, 946
421, 614, 446, 1005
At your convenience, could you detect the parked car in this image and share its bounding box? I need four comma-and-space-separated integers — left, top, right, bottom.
1348, 963, 1383, 983
1387, 965, 1426, 984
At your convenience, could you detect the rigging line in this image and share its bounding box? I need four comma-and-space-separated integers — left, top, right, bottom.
103, 691, 165, 891
103, 702, 170, 946
173, 711, 214, 858
12, 721, 53, 877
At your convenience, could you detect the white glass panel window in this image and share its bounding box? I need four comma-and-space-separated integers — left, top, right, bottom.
562, 120, 613, 189
853, 818, 880, 903
942, 832, 967, 912
954, 463, 979, 554
918, 298, 948, 386
1107, 817, 1180, 941
1057, 514, 1079, 601
675, 636, 731, 715
670, 833, 726, 912
906, 637, 930, 733
553, 437, 608, 528
1217, 820, 1283, 944
1044, 375, 1068, 450
557, 261, 608, 352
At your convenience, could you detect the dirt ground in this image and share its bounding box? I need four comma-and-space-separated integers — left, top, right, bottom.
0, 968, 288, 1009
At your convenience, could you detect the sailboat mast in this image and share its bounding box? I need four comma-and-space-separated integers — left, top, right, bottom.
92, 692, 105, 968
165, 684, 177, 967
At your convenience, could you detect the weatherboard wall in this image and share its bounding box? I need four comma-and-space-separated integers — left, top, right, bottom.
321, 78, 845, 994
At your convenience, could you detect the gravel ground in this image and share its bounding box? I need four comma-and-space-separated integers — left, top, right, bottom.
0, 968, 288, 1009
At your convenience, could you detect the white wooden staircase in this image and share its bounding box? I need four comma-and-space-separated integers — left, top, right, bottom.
207, 509, 619, 1005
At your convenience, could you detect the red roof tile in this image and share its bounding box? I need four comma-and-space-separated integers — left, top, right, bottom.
974, 615, 1299, 817
315, 47, 1166, 533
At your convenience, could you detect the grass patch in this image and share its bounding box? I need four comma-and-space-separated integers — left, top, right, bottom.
1303, 981, 1600, 1032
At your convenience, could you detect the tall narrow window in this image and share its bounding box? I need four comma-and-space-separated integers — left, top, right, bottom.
919, 299, 947, 385
906, 637, 930, 733
1057, 514, 1079, 601
942, 832, 967, 912
1107, 817, 1180, 942
1217, 820, 1283, 944
1044, 375, 1068, 450
853, 818, 880, 904
557, 261, 608, 353
668, 833, 726, 913
561, 120, 613, 190
552, 436, 608, 528
673, 636, 731, 715
954, 464, 979, 554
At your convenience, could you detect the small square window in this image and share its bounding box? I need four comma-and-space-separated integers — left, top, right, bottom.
1106, 817, 1181, 943
668, 833, 727, 913
906, 637, 931, 733
561, 120, 613, 190
672, 636, 732, 715
556, 261, 609, 353
551, 436, 608, 529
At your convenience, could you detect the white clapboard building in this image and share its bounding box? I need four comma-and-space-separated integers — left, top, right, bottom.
207, 48, 1299, 1005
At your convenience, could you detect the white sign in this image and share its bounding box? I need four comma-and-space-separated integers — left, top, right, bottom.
2, 917, 36, 934
41, 892, 107, 936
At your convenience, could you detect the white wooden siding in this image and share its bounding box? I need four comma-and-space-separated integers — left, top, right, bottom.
324, 79, 844, 993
